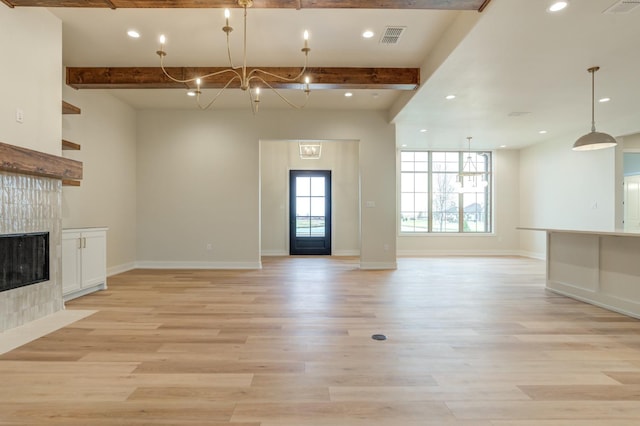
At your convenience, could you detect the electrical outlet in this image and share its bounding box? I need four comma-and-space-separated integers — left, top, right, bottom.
16, 108, 24, 124
206, 243, 212, 251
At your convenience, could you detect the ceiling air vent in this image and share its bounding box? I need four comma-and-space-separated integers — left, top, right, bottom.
380, 26, 406, 45
604, 0, 640, 13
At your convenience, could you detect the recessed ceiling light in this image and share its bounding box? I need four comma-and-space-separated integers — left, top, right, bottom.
127, 30, 140, 38
445, 94, 456, 100
539, 130, 548, 134
420, 129, 427, 133
362, 30, 374, 39
344, 92, 353, 97
186, 91, 196, 97
548, 1, 568, 12
599, 97, 611, 103
401, 144, 407, 147
500, 145, 507, 148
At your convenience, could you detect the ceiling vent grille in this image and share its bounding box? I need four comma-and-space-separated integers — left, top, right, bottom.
380, 26, 406, 45
604, 0, 640, 13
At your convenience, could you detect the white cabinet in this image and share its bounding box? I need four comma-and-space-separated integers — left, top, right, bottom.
62, 228, 107, 301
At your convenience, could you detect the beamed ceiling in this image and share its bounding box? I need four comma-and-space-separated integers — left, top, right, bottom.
5, 0, 639, 151
1, 0, 489, 92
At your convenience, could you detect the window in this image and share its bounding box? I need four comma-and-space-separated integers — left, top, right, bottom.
400, 151, 492, 233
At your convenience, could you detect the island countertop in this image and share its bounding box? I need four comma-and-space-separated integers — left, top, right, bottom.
517, 227, 640, 238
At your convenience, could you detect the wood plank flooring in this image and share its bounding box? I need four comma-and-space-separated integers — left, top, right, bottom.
3, 256, 640, 424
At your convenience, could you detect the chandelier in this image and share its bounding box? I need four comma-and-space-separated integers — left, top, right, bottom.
156, 0, 311, 113
456, 137, 488, 192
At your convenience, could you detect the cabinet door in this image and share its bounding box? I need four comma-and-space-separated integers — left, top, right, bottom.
81, 231, 106, 288
62, 232, 82, 295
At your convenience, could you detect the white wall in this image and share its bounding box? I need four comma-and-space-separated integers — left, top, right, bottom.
519, 135, 617, 258
60, 88, 138, 275
260, 140, 360, 256
623, 133, 640, 150
0, 8, 64, 330
136, 109, 396, 269
0, 7, 61, 154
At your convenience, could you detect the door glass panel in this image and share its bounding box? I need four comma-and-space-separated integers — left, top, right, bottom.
310, 217, 325, 236
311, 197, 325, 237
296, 217, 311, 236
311, 177, 325, 196
295, 176, 327, 238
296, 177, 311, 196
310, 198, 325, 216
296, 197, 310, 216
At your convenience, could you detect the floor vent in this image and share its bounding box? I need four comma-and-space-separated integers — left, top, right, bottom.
604, 0, 640, 14
380, 26, 406, 45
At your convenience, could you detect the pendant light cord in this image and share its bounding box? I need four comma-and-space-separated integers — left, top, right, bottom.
588, 66, 599, 133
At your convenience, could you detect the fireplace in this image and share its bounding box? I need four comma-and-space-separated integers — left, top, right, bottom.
0, 232, 50, 293
0, 171, 63, 332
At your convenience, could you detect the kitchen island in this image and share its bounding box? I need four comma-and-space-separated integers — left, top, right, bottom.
520, 227, 640, 319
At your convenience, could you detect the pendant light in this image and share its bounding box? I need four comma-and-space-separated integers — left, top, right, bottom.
572, 66, 617, 151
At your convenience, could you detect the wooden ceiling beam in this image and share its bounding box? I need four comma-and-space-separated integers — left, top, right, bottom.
2, 0, 490, 11
66, 67, 420, 90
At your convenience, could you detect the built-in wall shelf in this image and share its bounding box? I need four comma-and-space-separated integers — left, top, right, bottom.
61, 101, 83, 187
62, 101, 81, 115
62, 139, 81, 150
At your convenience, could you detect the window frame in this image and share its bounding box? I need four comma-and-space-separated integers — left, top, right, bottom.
398, 149, 494, 235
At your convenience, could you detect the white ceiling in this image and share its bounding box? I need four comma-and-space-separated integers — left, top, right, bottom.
50, 0, 640, 150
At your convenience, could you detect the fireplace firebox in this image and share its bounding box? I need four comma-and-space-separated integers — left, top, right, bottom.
0, 232, 50, 293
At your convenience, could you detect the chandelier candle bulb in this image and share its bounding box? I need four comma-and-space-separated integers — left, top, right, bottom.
157, 34, 167, 56
302, 30, 310, 53
223, 9, 233, 33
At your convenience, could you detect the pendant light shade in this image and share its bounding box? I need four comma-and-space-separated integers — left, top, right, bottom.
573, 131, 618, 151
573, 66, 617, 151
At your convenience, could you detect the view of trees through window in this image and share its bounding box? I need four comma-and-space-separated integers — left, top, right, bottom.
400, 151, 492, 233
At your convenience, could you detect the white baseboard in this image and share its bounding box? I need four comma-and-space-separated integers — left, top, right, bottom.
359, 261, 397, 270
396, 249, 522, 257
261, 250, 288, 256
135, 261, 262, 270
333, 250, 360, 256
518, 250, 546, 260
107, 262, 136, 277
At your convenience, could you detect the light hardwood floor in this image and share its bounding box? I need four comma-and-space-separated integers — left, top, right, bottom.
3, 256, 640, 425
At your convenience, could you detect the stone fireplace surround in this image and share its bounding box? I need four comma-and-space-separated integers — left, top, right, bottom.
0, 171, 64, 332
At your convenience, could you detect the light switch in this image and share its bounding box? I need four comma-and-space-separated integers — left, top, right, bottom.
365, 201, 376, 208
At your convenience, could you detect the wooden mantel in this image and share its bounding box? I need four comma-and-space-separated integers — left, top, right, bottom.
0, 141, 83, 180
